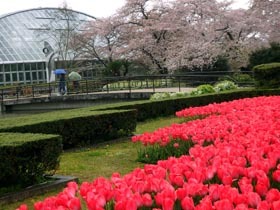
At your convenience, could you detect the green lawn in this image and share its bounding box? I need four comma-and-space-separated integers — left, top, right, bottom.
2, 115, 182, 210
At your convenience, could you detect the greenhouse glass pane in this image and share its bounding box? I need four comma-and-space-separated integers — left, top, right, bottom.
12, 73, 17, 81
13, 54, 20, 60
2, 48, 8, 54
5, 73, 11, 82
38, 71, 43, 80
18, 63, 24, 71
32, 71, 37, 80
11, 64, 17, 72
37, 62, 44, 70
0, 54, 8, 61
31, 63, 37, 70
25, 72, 31, 80
19, 72, 24, 81
4, 64, 10, 72
24, 63, 31, 71
6, 54, 15, 61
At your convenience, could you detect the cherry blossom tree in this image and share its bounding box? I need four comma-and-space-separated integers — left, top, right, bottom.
249, 0, 280, 43
112, 0, 173, 74
162, 0, 231, 71
72, 17, 119, 68
113, 0, 260, 72
213, 8, 263, 70
78, 0, 279, 73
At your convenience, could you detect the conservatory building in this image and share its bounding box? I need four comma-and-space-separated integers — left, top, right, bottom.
0, 8, 95, 86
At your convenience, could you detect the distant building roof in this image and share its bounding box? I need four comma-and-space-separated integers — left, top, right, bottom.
0, 7, 95, 64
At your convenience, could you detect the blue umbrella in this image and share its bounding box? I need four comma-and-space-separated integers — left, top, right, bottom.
54, 69, 67, 75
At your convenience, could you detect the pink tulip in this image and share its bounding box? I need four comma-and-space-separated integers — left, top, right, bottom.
272, 200, 280, 210
162, 197, 175, 210
181, 196, 194, 210
195, 196, 213, 210
16, 204, 28, 210
234, 203, 249, 210
272, 170, 280, 182
257, 201, 270, 210
68, 197, 81, 210
142, 193, 153, 207
214, 199, 234, 210
173, 142, 180, 148
266, 189, 280, 203
247, 192, 261, 208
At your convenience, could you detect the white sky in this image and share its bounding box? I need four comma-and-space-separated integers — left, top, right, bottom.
0, 0, 249, 18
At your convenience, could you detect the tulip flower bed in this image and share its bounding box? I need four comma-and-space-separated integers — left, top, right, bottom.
136, 139, 195, 164
18, 96, 280, 210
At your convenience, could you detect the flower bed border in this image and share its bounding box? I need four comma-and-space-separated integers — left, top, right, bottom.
0, 175, 78, 205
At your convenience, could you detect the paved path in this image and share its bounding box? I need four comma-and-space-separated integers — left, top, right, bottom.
109, 87, 195, 93
2, 87, 196, 102
0, 87, 196, 113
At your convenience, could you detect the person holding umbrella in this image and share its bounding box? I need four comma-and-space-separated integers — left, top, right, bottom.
58, 73, 67, 95
54, 69, 67, 95
68, 71, 82, 93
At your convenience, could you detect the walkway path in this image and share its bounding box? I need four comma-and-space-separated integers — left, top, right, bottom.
108, 87, 195, 93
2, 87, 196, 102
1, 87, 196, 112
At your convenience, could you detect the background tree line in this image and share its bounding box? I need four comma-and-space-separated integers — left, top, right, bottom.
54, 0, 280, 76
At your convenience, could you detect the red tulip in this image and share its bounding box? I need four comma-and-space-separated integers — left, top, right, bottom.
16, 204, 28, 210
181, 196, 194, 210
68, 197, 81, 210
272, 200, 280, 210
162, 197, 175, 210
142, 193, 153, 207
234, 204, 249, 210
214, 199, 234, 210
266, 189, 280, 203
272, 170, 280, 182
257, 201, 270, 210
247, 192, 261, 208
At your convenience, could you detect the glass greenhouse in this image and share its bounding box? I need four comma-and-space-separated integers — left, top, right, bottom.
0, 8, 95, 86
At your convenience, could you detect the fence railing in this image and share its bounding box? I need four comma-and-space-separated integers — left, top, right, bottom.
0, 72, 255, 103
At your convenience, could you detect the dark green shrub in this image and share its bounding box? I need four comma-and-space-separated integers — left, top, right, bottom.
0, 133, 62, 188
249, 42, 280, 69
59, 110, 137, 148
0, 110, 137, 149
253, 63, 280, 88
210, 55, 230, 72
232, 73, 254, 83
107, 88, 280, 122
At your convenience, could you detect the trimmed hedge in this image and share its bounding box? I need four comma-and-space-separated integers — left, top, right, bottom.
0, 133, 62, 187
0, 110, 137, 148
253, 63, 280, 88
98, 88, 280, 121
0, 109, 136, 188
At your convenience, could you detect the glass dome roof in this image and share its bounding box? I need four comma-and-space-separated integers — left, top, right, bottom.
0, 8, 95, 64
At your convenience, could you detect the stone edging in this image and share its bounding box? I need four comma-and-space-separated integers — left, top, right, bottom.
0, 175, 78, 205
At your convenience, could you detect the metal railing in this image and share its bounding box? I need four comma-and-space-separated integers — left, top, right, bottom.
0, 72, 255, 103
